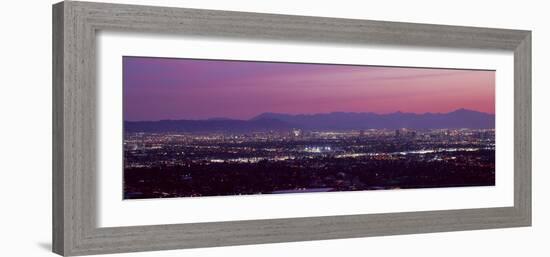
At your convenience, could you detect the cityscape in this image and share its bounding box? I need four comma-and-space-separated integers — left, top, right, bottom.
124, 127, 495, 199
123, 56, 495, 199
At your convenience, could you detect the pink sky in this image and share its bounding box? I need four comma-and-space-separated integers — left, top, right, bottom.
124, 57, 495, 121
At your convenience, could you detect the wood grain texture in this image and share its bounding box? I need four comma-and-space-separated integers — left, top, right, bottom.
52, 1, 532, 256
514, 32, 532, 224
52, 2, 65, 254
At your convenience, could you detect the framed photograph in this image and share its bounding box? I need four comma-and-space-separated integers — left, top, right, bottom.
52, 1, 531, 256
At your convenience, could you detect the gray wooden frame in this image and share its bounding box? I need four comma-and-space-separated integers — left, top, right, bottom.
52, 1, 531, 256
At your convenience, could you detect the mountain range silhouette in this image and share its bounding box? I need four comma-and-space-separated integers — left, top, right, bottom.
125, 108, 495, 133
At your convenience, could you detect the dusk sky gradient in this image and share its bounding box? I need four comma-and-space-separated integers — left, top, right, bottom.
123, 57, 495, 121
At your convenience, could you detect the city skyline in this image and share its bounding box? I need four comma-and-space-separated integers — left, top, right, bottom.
123, 57, 495, 121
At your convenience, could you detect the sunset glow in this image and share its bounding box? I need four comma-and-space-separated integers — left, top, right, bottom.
123, 57, 495, 121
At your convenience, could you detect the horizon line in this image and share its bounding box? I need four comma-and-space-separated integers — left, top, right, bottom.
124, 108, 495, 122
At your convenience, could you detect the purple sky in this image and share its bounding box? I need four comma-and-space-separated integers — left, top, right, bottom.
123, 56, 495, 121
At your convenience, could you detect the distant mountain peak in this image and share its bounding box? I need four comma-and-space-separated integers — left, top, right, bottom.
248, 109, 494, 130
251, 112, 280, 120
450, 108, 478, 113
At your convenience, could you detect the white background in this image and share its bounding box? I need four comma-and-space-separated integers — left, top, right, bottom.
0, 0, 547, 256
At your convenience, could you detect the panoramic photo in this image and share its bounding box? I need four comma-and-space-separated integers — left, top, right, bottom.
123, 56, 496, 199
